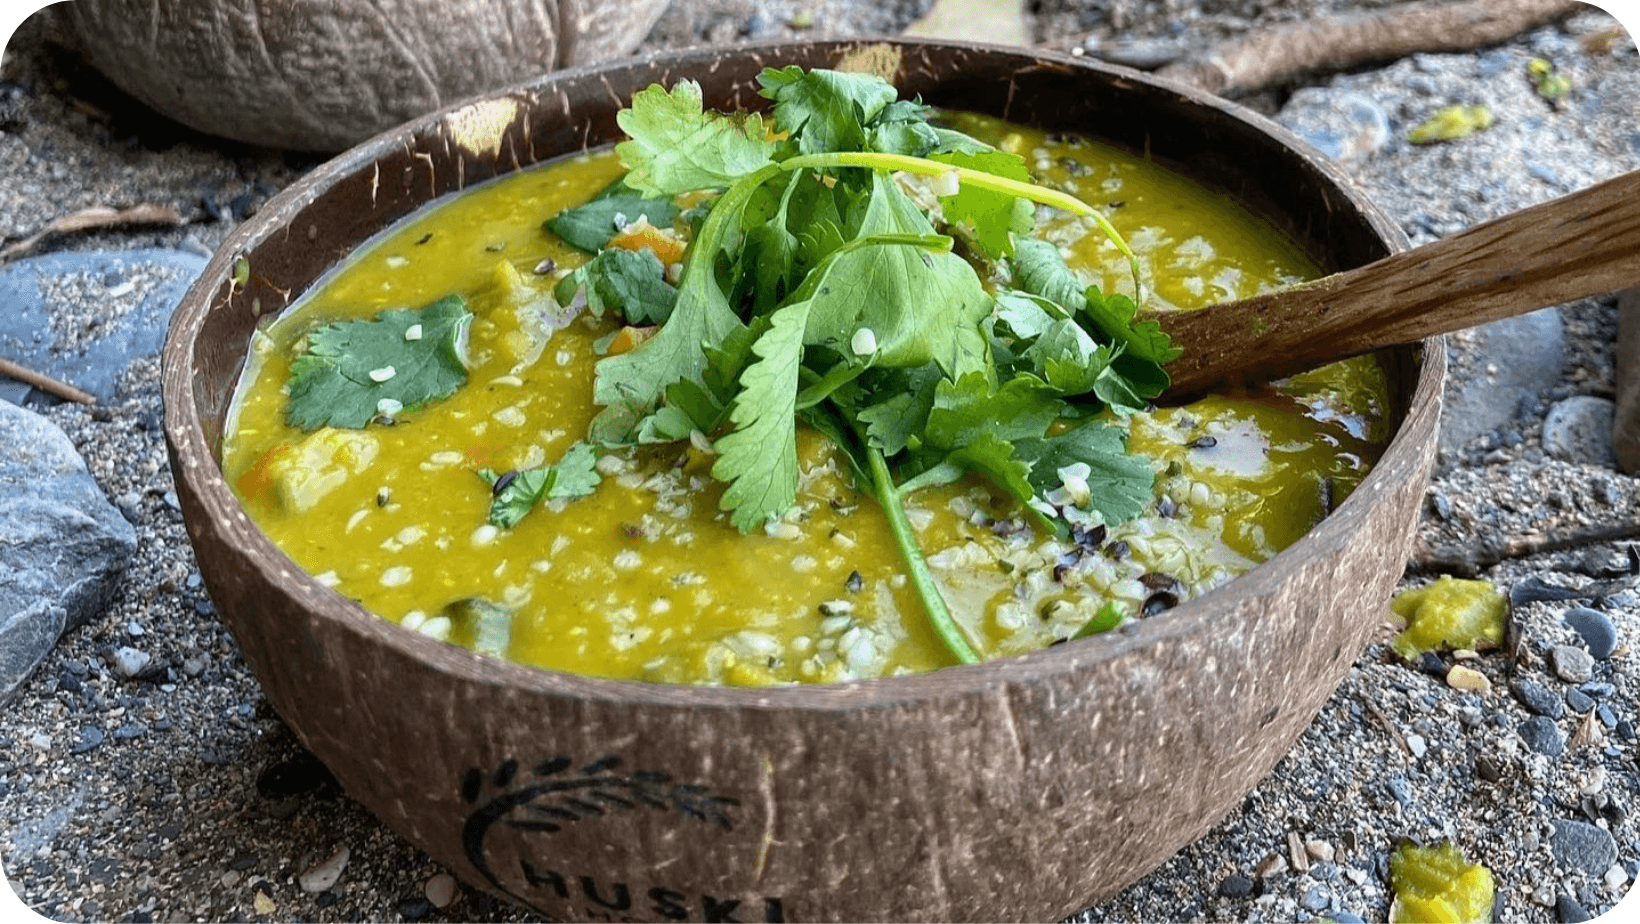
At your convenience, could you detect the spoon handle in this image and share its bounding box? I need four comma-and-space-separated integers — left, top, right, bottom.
1153, 169, 1640, 397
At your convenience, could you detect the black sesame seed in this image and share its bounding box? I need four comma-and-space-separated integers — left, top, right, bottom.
415, 232, 433, 245
1141, 591, 1180, 616
492, 470, 518, 496
1188, 435, 1218, 450
845, 570, 864, 593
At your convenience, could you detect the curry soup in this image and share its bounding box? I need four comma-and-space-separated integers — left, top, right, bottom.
222, 115, 1388, 686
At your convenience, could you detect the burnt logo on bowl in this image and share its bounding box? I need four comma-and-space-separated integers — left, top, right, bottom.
460, 754, 787, 921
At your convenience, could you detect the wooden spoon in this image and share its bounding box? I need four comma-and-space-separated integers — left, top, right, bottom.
1152, 169, 1640, 398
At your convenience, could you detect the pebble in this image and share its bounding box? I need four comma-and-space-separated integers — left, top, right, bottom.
1405, 733, 1428, 759
297, 845, 351, 893
424, 871, 458, 909
1549, 819, 1618, 876
1218, 874, 1254, 898
1561, 608, 1618, 659
1445, 664, 1490, 693
69, 724, 104, 754
1542, 396, 1617, 466
1439, 308, 1564, 453
1512, 678, 1565, 719
1555, 893, 1593, 922
111, 647, 151, 678
1549, 645, 1595, 684
1520, 715, 1566, 756
1566, 687, 1595, 714
1274, 87, 1391, 161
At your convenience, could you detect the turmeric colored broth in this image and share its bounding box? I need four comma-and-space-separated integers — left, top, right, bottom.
222, 116, 1389, 685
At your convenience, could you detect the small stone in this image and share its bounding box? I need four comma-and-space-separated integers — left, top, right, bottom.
252, 891, 276, 915
1328, 913, 1366, 924
1562, 608, 1617, 659
111, 647, 151, 678
1306, 839, 1336, 864
424, 872, 457, 909
1416, 651, 1447, 678
1555, 893, 1592, 922
297, 846, 350, 893
1543, 396, 1617, 466
1446, 664, 1491, 693
1566, 688, 1595, 714
1255, 852, 1288, 878
1288, 831, 1310, 873
1605, 863, 1629, 891
1274, 87, 1391, 161
1520, 715, 1566, 756
70, 725, 104, 754
1300, 886, 1329, 912
1513, 675, 1564, 718
1550, 819, 1617, 875
1218, 874, 1255, 898
1550, 645, 1594, 683
28, 731, 52, 750
1406, 733, 1428, 759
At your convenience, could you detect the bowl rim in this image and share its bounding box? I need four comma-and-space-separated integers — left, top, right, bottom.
163, 35, 1441, 713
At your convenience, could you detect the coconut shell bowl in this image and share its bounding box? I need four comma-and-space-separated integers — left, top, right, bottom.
162, 39, 1443, 923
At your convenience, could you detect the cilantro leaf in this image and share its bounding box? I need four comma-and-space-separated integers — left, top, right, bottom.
478, 441, 601, 529
757, 66, 900, 155
711, 301, 812, 531
588, 164, 779, 445
554, 247, 677, 325
1012, 236, 1181, 366
1014, 422, 1153, 526
798, 173, 992, 373
615, 80, 777, 197
286, 295, 471, 430
544, 176, 680, 253
931, 148, 1035, 259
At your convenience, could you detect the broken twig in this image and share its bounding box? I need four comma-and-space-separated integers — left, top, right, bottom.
0, 356, 96, 404
1151, 0, 1585, 96
0, 203, 184, 262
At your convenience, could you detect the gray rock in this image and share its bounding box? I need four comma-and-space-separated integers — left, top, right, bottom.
1275, 88, 1391, 161
1561, 607, 1618, 659
1519, 715, 1565, 756
0, 249, 206, 405
1549, 645, 1595, 683
0, 402, 137, 701
1440, 308, 1565, 453
1550, 819, 1617, 876
1510, 677, 1565, 719
1542, 395, 1617, 466
1217, 874, 1254, 899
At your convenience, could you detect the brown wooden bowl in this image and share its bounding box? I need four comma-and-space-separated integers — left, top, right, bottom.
163, 39, 1442, 923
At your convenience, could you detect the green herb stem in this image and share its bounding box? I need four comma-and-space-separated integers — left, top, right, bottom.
782, 151, 1144, 297
864, 444, 981, 666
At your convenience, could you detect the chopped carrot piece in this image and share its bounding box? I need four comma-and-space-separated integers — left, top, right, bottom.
607, 217, 687, 265
606, 325, 657, 355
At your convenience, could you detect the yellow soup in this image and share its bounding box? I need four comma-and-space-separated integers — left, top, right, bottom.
223, 115, 1388, 686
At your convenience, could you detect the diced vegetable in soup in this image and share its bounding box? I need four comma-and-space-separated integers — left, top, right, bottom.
222, 69, 1388, 686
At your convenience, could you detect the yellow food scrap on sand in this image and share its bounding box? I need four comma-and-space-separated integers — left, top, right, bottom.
1389, 575, 1507, 659
1408, 105, 1494, 144
1389, 841, 1495, 923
